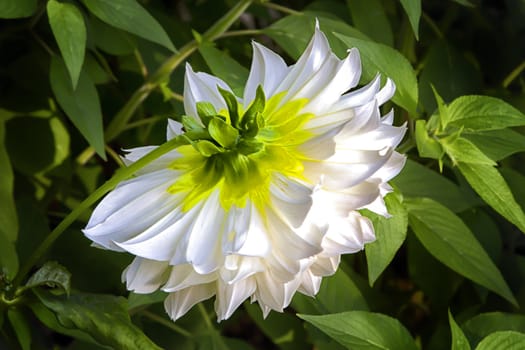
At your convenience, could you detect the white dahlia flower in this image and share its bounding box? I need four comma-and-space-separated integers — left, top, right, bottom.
83, 25, 406, 321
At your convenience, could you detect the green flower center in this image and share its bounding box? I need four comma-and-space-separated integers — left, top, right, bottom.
168, 87, 314, 211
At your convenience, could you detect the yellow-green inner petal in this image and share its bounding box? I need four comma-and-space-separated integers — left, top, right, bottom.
168, 92, 315, 211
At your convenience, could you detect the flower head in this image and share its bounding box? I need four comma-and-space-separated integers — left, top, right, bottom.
83, 25, 406, 321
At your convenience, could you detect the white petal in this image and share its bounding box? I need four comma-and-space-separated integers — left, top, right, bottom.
123, 257, 169, 293
274, 26, 331, 99
270, 174, 313, 228
235, 205, 271, 257
376, 78, 396, 106
83, 169, 178, 250
121, 146, 180, 175
162, 264, 216, 292
310, 255, 340, 276
215, 278, 256, 321
244, 42, 289, 106
220, 255, 265, 284
297, 269, 322, 296
167, 119, 183, 140
183, 64, 232, 118
164, 283, 215, 321
322, 212, 375, 255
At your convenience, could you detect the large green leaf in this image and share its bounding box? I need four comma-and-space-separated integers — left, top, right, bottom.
49, 57, 106, 159
365, 193, 408, 285
264, 12, 368, 60
5, 114, 70, 175
34, 290, 162, 349
458, 162, 525, 233
399, 0, 421, 40
447, 95, 525, 131
405, 197, 516, 305
334, 33, 418, 115
0, 113, 18, 242
81, 0, 175, 52
298, 311, 418, 350
442, 137, 496, 166
0, 0, 37, 18
463, 129, 525, 161
346, 0, 393, 46
391, 159, 477, 212
475, 331, 525, 350
199, 43, 249, 96
0, 230, 18, 280
449, 311, 471, 350
47, 0, 86, 89
7, 309, 31, 350
462, 312, 525, 347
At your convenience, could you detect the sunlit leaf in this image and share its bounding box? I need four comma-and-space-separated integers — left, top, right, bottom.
0, 230, 18, 280
49, 57, 106, 159
365, 193, 408, 285
399, 0, 421, 40
298, 311, 418, 350
449, 310, 471, 350
462, 312, 525, 347
458, 163, 525, 234
475, 331, 525, 350
447, 95, 525, 131
406, 197, 517, 305
463, 129, 525, 161
81, 0, 175, 52
47, 0, 86, 88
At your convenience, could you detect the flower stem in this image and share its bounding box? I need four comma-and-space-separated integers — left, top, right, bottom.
502, 60, 525, 88
13, 136, 187, 290
261, 2, 301, 16
198, 303, 214, 330
141, 310, 192, 338
104, 0, 254, 143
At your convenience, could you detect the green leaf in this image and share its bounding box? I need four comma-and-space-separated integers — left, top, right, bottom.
399, 0, 421, 40
457, 162, 525, 233
415, 119, 444, 160
34, 290, 162, 350
346, 0, 393, 46
25, 261, 71, 295
0, 230, 18, 280
81, 0, 175, 52
419, 41, 481, 113
128, 290, 167, 310
0, 114, 18, 242
7, 309, 31, 350
0, 0, 37, 18
365, 193, 408, 285
442, 137, 496, 166
199, 43, 249, 96
47, 0, 86, 89
448, 96, 525, 131
50, 57, 106, 159
405, 197, 517, 305
391, 159, 478, 212
208, 118, 239, 148
463, 129, 525, 161
462, 312, 525, 347
475, 331, 525, 350
334, 33, 418, 115
5, 114, 70, 175
452, 0, 475, 7
298, 311, 418, 350
449, 311, 471, 350
89, 17, 136, 55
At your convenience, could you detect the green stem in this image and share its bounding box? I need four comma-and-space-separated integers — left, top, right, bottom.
141, 310, 192, 338
13, 136, 186, 289
261, 2, 301, 16
198, 303, 214, 330
104, 0, 253, 142
502, 60, 525, 88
